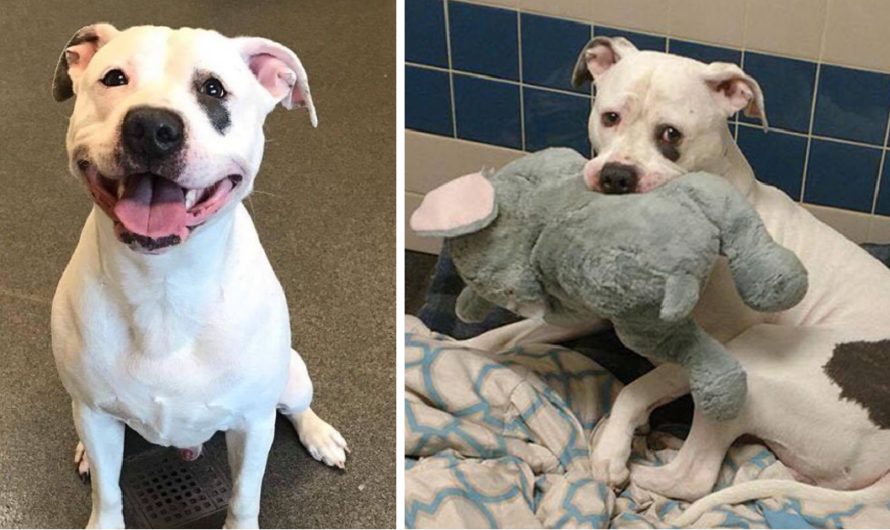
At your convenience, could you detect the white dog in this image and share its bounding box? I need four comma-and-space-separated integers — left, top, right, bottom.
50, 24, 347, 529
463, 36, 890, 516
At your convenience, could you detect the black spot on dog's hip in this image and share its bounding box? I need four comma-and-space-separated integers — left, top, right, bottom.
823, 340, 890, 430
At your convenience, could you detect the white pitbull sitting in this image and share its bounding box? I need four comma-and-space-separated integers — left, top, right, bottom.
463, 36, 890, 513
50, 24, 347, 529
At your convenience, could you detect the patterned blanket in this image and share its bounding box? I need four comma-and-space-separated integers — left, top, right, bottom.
404, 316, 890, 528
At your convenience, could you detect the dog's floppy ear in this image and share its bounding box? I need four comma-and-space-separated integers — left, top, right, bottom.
703, 62, 769, 130
572, 36, 639, 88
235, 37, 318, 127
410, 172, 498, 238
53, 23, 119, 102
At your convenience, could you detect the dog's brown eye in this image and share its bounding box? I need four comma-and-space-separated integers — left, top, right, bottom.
201, 77, 226, 99
101, 69, 128, 87
660, 126, 683, 144
601, 112, 621, 127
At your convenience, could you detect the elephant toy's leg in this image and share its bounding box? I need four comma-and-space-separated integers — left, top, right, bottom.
700, 182, 808, 312
455, 288, 497, 323
614, 318, 747, 421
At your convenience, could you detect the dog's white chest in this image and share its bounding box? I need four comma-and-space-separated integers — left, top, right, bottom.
52, 209, 291, 448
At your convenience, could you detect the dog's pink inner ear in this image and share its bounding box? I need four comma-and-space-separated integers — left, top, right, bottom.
238, 37, 317, 126
586, 44, 618, 77
65, 42, 99, 81
716, 79, 754, 113
249, 53, 304, 106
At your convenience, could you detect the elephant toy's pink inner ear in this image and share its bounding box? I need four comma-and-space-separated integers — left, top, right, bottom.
410, 172, 496, 236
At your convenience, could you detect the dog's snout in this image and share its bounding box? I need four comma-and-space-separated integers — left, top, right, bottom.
599, 163, 639, 194
122, 107, 184, 161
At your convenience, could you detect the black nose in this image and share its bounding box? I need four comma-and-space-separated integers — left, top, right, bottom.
122, 106, 184, 161
599, 163, 639, 194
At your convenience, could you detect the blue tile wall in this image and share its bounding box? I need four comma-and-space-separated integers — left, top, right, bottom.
406, 2, 890, 218
805, 139, 881, 212
405, 0, 448, 68
405, 65, 453, 136
737, 126, 807, 200
449, 1, 519, 81
813, 65, 890, 145
521, 13, 590, 93
740, 52, 815, 133
523, 87, 591, 155
453, 74, 522, 149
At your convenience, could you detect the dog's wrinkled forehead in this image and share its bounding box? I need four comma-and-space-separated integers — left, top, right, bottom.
54, 24, 318, 127
597, 54, 720, 119
96, 28, 246, 87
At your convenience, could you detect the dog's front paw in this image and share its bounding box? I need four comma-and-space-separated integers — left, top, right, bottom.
589, 418, 632, 488
86, 509, 125, 529
222, 515, 259, 529
288, 409, 348, 469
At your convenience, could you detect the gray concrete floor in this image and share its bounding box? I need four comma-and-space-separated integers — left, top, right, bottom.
0, 1, 395, 528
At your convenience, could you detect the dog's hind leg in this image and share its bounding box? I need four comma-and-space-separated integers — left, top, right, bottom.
278, 348, 348, 468
630, 409, 742, 501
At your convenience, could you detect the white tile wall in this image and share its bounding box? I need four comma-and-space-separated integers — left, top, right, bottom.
668, 0, 746, 48
744, 0, 827, 60
822, 0, 890, 73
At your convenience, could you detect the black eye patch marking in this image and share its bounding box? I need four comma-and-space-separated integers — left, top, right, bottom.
823, 339, 890, 430
193, 72, 230, 135
654, 124, 681, 162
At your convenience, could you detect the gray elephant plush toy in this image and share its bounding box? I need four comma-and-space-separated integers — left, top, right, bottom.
410, 148, 808, 421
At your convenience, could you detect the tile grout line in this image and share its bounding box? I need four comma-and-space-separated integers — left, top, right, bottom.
516, 10, 527, 151
411, 55, 890, 151
405, 62, 593, 98
442, 0, 459, 140
408, 59, 890, 150
867, 92, 890, 222
801, 0, 832, 205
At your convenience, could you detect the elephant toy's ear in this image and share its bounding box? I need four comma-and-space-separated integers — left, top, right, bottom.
410, 172, 498, 237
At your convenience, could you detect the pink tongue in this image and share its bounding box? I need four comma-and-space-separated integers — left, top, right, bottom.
113, 174, 187, 238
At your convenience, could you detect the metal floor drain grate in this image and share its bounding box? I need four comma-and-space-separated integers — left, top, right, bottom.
122, 449, 230, 528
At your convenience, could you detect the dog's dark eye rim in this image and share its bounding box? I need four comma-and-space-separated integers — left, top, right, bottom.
200, 77, 227, 99
601, 111, 621, 127
657, 124, 683, 144
100, 69, 129, 87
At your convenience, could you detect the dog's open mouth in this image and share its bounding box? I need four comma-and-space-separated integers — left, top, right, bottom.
81, 163, 243, 253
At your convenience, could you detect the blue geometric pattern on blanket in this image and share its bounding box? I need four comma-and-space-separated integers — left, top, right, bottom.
404, 321, 890, 529
405, 453, 536, 528
405, 333, 614, 468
